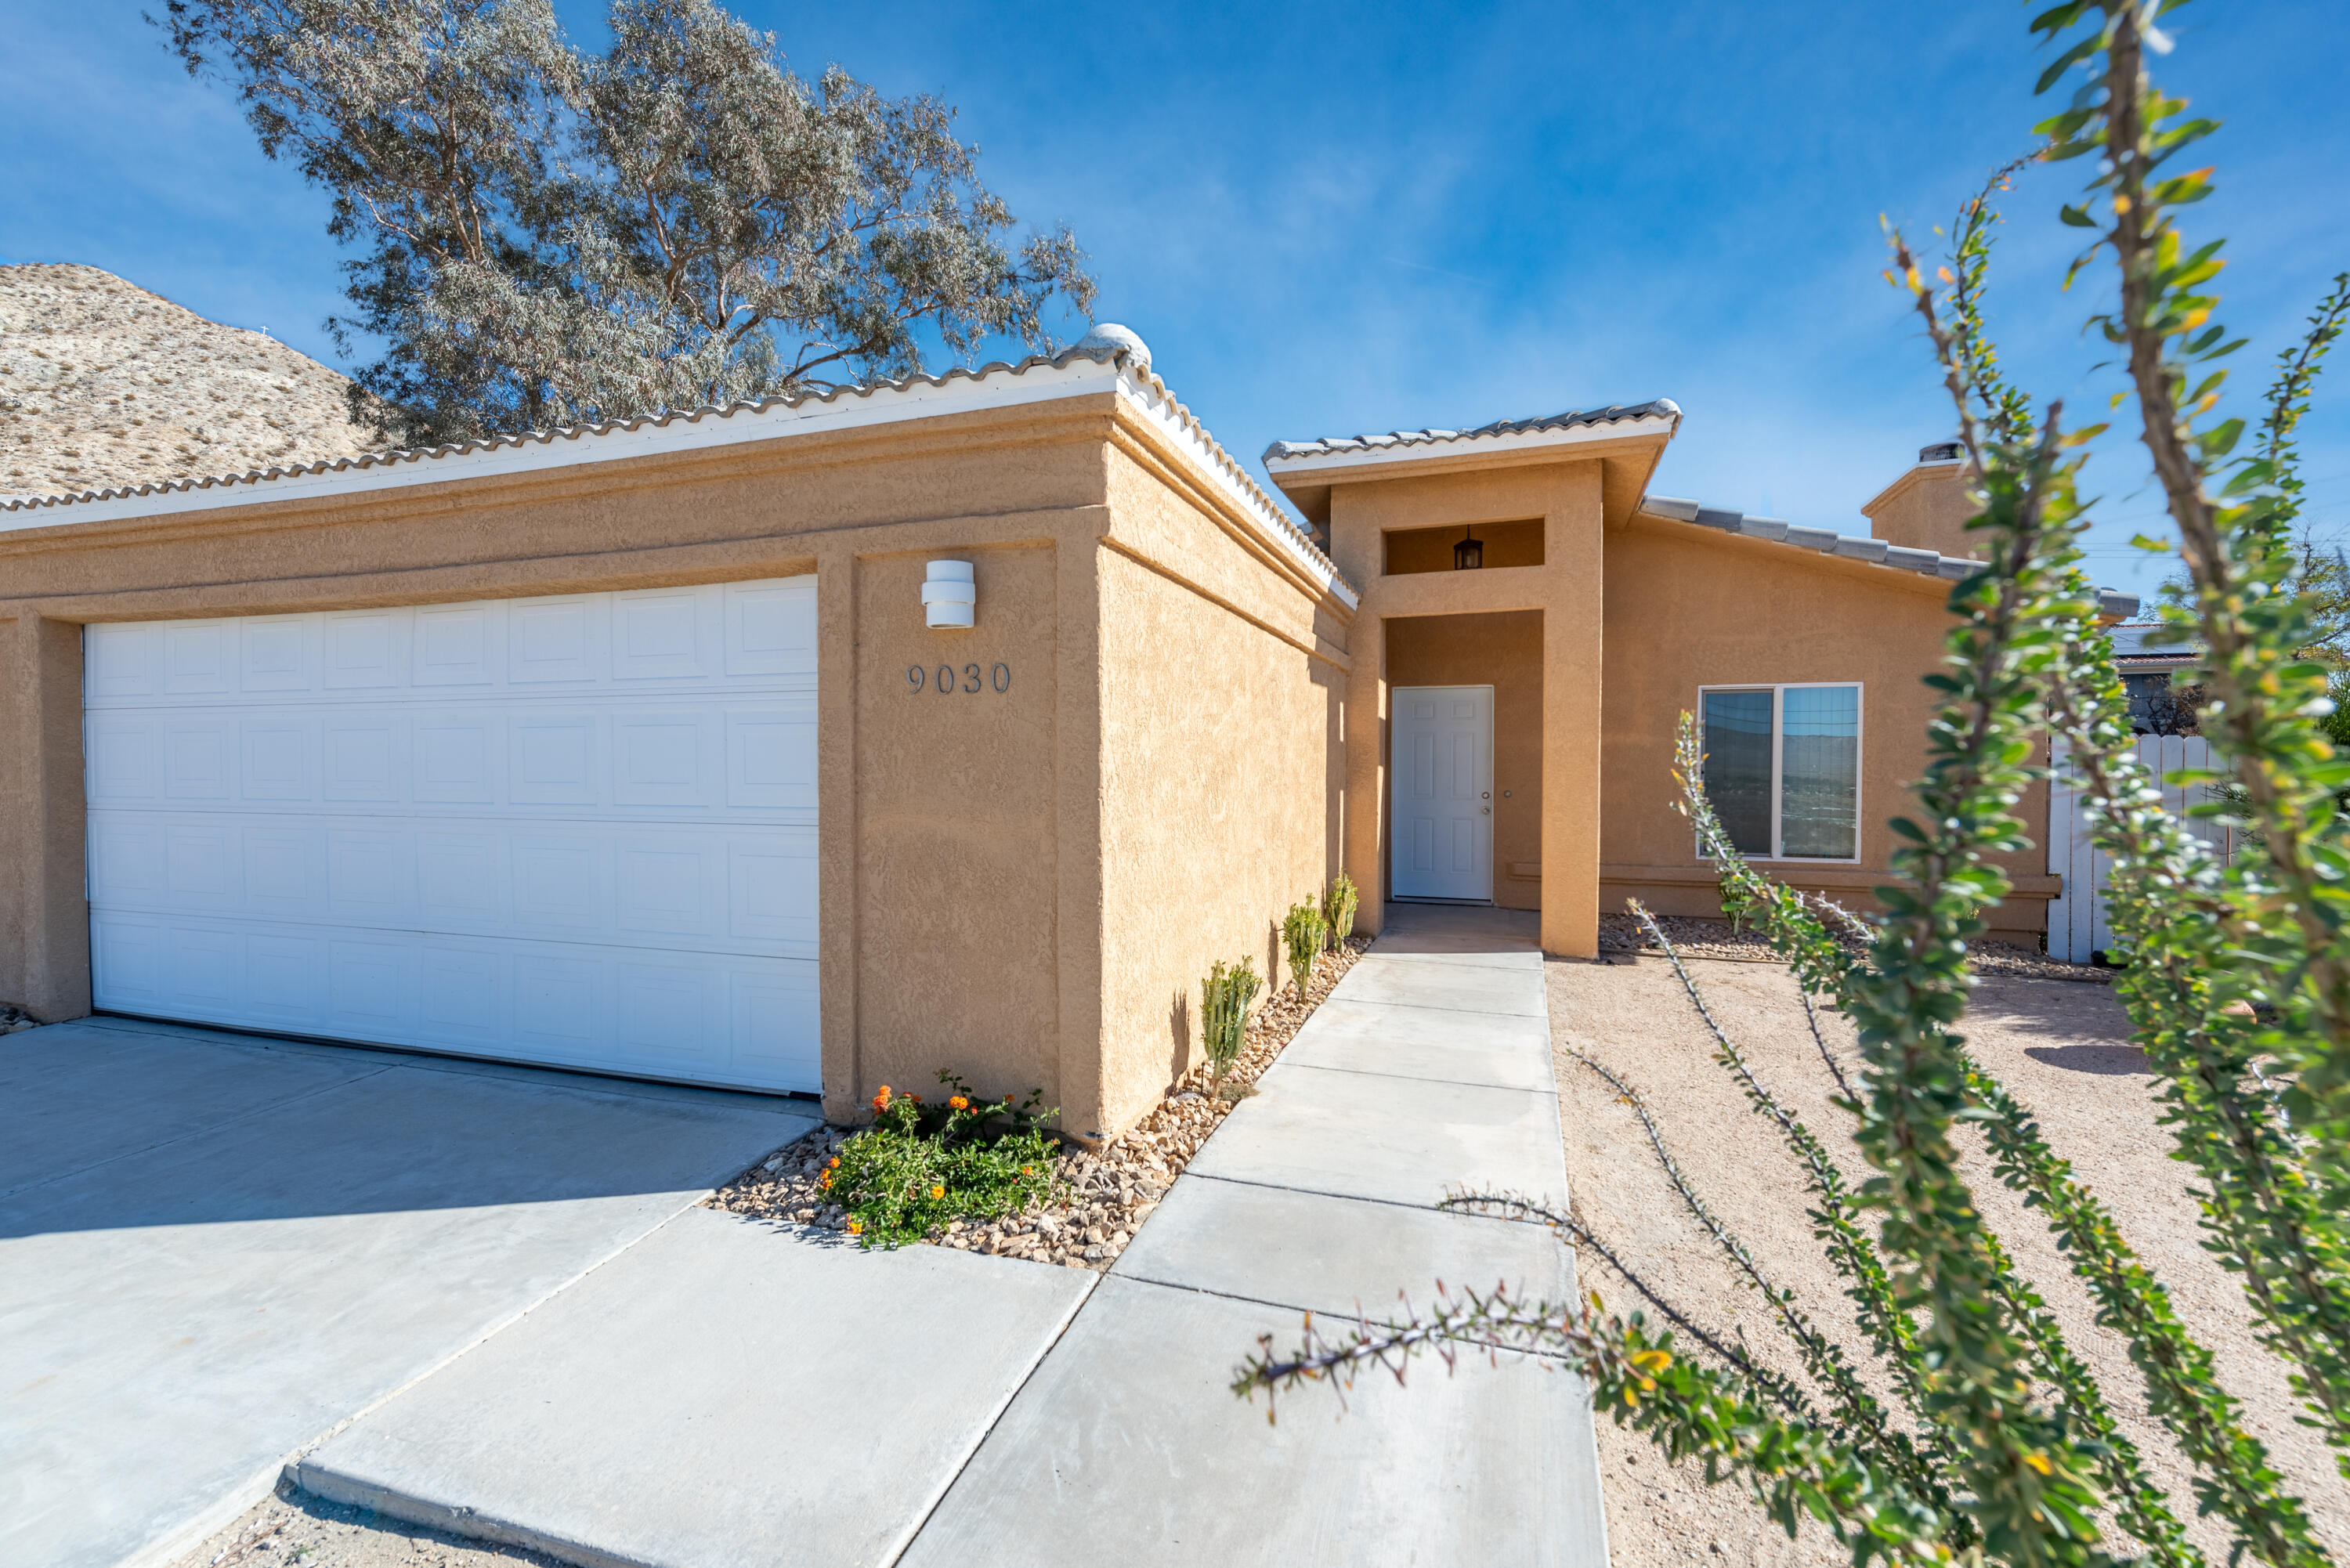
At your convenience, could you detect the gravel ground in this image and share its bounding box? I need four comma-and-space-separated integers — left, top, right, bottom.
1598, 910, 2112, 985
172, 1479, 562, 1568
1, 263, 378, 500
1552, 952, 2343, 1565
709, 936, 1372, 1268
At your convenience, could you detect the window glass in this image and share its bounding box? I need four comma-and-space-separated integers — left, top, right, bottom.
1780, 685, 1860, 858
1701, 689, 1775, 855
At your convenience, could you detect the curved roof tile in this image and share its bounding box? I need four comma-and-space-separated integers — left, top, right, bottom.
1264, 399, 1681, 462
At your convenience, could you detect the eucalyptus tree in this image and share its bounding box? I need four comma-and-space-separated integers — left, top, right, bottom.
154, 0, 1095, 444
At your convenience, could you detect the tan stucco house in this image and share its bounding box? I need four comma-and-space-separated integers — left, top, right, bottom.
0, 325, 2132, 1136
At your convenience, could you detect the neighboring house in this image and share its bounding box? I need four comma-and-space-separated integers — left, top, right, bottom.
2110, 620, 2205, 735
0, 323, 2135, 1134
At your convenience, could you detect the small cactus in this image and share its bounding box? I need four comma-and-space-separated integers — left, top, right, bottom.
1201, 957, 1261, 1093
1322, 872, 1360, 950
1282, 899, 1326, 996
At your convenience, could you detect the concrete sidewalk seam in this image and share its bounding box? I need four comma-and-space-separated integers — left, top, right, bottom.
877, 1270, 1101, 1568
1305, 995, 1550, 1022
1184, 1170, 1562, 1227
1107, 1263, 1576, 1356
1263, 1058, 1558, 1097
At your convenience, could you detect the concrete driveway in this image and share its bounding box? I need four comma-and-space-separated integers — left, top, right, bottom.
0, 1016, 815, 1568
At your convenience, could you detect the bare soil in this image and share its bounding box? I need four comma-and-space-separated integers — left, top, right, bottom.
1553, 953, 2345, 1565
172, 1478, 562, 1568
1, 263, 378, 500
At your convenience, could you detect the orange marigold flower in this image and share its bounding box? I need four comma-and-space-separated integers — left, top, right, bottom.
1021, 1165, 1034, 1176
826, 1156, 840, 1169
872, 1085, 892, 1111
930, 1184, 945, 1199
949, 1095, 969, 1111
847, 1218, 863, 1235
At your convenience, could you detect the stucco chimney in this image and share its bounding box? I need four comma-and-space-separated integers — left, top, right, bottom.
1863, 442, 1976, 560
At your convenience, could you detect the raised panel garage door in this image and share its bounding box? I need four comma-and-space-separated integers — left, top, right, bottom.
81, 578, 820, 1094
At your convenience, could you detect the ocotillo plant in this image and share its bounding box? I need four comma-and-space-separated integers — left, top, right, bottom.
1200, 957, 1260, 1097
1231, 5, 2350, 1563
1282, 900, 1325, 996
1321, 873, 1360, 950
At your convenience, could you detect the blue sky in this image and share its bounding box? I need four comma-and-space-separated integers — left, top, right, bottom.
5, 0, 2346, 598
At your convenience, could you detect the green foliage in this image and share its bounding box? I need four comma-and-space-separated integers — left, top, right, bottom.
1321, 872, 1360, 949
155, 0, 1096, 445
1200, 956, 1260, 1093
1281, 900, 1325, 996
1236, 7, 2350, 1563
826, 1071, 1060, 1248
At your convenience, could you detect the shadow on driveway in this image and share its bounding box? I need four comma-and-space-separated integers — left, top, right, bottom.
0, 1016, 816, 1568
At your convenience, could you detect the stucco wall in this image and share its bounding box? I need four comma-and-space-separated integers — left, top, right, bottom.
1089, 445, 1349, 1134
1384, 611, 1543, 910
851, 541, 1065, 1116
1599, 513, 2055, 941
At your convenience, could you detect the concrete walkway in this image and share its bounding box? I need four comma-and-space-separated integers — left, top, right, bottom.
0, 1017, 816, 1568
289, 904, 1606, 1567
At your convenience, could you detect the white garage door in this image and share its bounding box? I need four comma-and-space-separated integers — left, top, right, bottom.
81, 578, 820, 1093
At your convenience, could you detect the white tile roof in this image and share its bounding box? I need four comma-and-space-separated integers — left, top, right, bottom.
0, 340, 1358, 609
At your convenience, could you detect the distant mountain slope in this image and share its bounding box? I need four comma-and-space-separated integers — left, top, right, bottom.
0, 263, 378, 500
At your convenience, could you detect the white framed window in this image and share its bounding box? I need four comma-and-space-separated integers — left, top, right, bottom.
1696, 683, 1863, 862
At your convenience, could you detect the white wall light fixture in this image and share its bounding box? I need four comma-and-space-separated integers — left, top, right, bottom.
921, 559, 976, 629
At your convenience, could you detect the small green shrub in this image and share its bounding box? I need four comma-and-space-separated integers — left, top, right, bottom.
1282, 900, 1326, 995
1201, 956, 1261, 1093
826, 1071, 1061, 1248
1321, 872, 1360, 949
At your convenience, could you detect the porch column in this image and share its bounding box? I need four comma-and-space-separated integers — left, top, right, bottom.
1541, 467, 1606, 958
1343, 609, 1387, 938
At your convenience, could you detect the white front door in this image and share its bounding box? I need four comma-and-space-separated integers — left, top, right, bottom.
81, 578, 821, 1093
1390, 685, 1495, 901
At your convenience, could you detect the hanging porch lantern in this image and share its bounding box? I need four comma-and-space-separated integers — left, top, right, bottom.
1453, 526, 1483, 570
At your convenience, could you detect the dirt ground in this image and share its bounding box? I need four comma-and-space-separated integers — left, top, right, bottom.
1552, 952, 2346, 1565
171, 1479, 561, 1567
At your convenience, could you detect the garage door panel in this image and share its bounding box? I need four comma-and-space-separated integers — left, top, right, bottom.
86, 719, 158, 801
510, 597, 605, 685
164, 721, 233, 800
86, 579, 820, 1093
414, 602, 499, 687
725, 581, 817, 676
614, 588, 711, 681
163, 621, 234, 695
90, 909, 818, 1091
324, 610, 406, 690
240, 718, 313, 800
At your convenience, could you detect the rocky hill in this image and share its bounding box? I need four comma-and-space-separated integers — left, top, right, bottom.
0, 263, 380, 500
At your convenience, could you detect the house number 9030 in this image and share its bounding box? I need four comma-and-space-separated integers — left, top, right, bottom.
908, 663, 1010, 695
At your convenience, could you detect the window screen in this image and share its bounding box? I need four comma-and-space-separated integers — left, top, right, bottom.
1780, 685, 1859, 858
1701, 689, 1775, 855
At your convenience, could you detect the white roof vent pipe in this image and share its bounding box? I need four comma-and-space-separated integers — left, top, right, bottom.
922, 559, 976, 629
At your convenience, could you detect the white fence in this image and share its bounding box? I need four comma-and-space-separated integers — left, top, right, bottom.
2044, 734, 2238, 963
